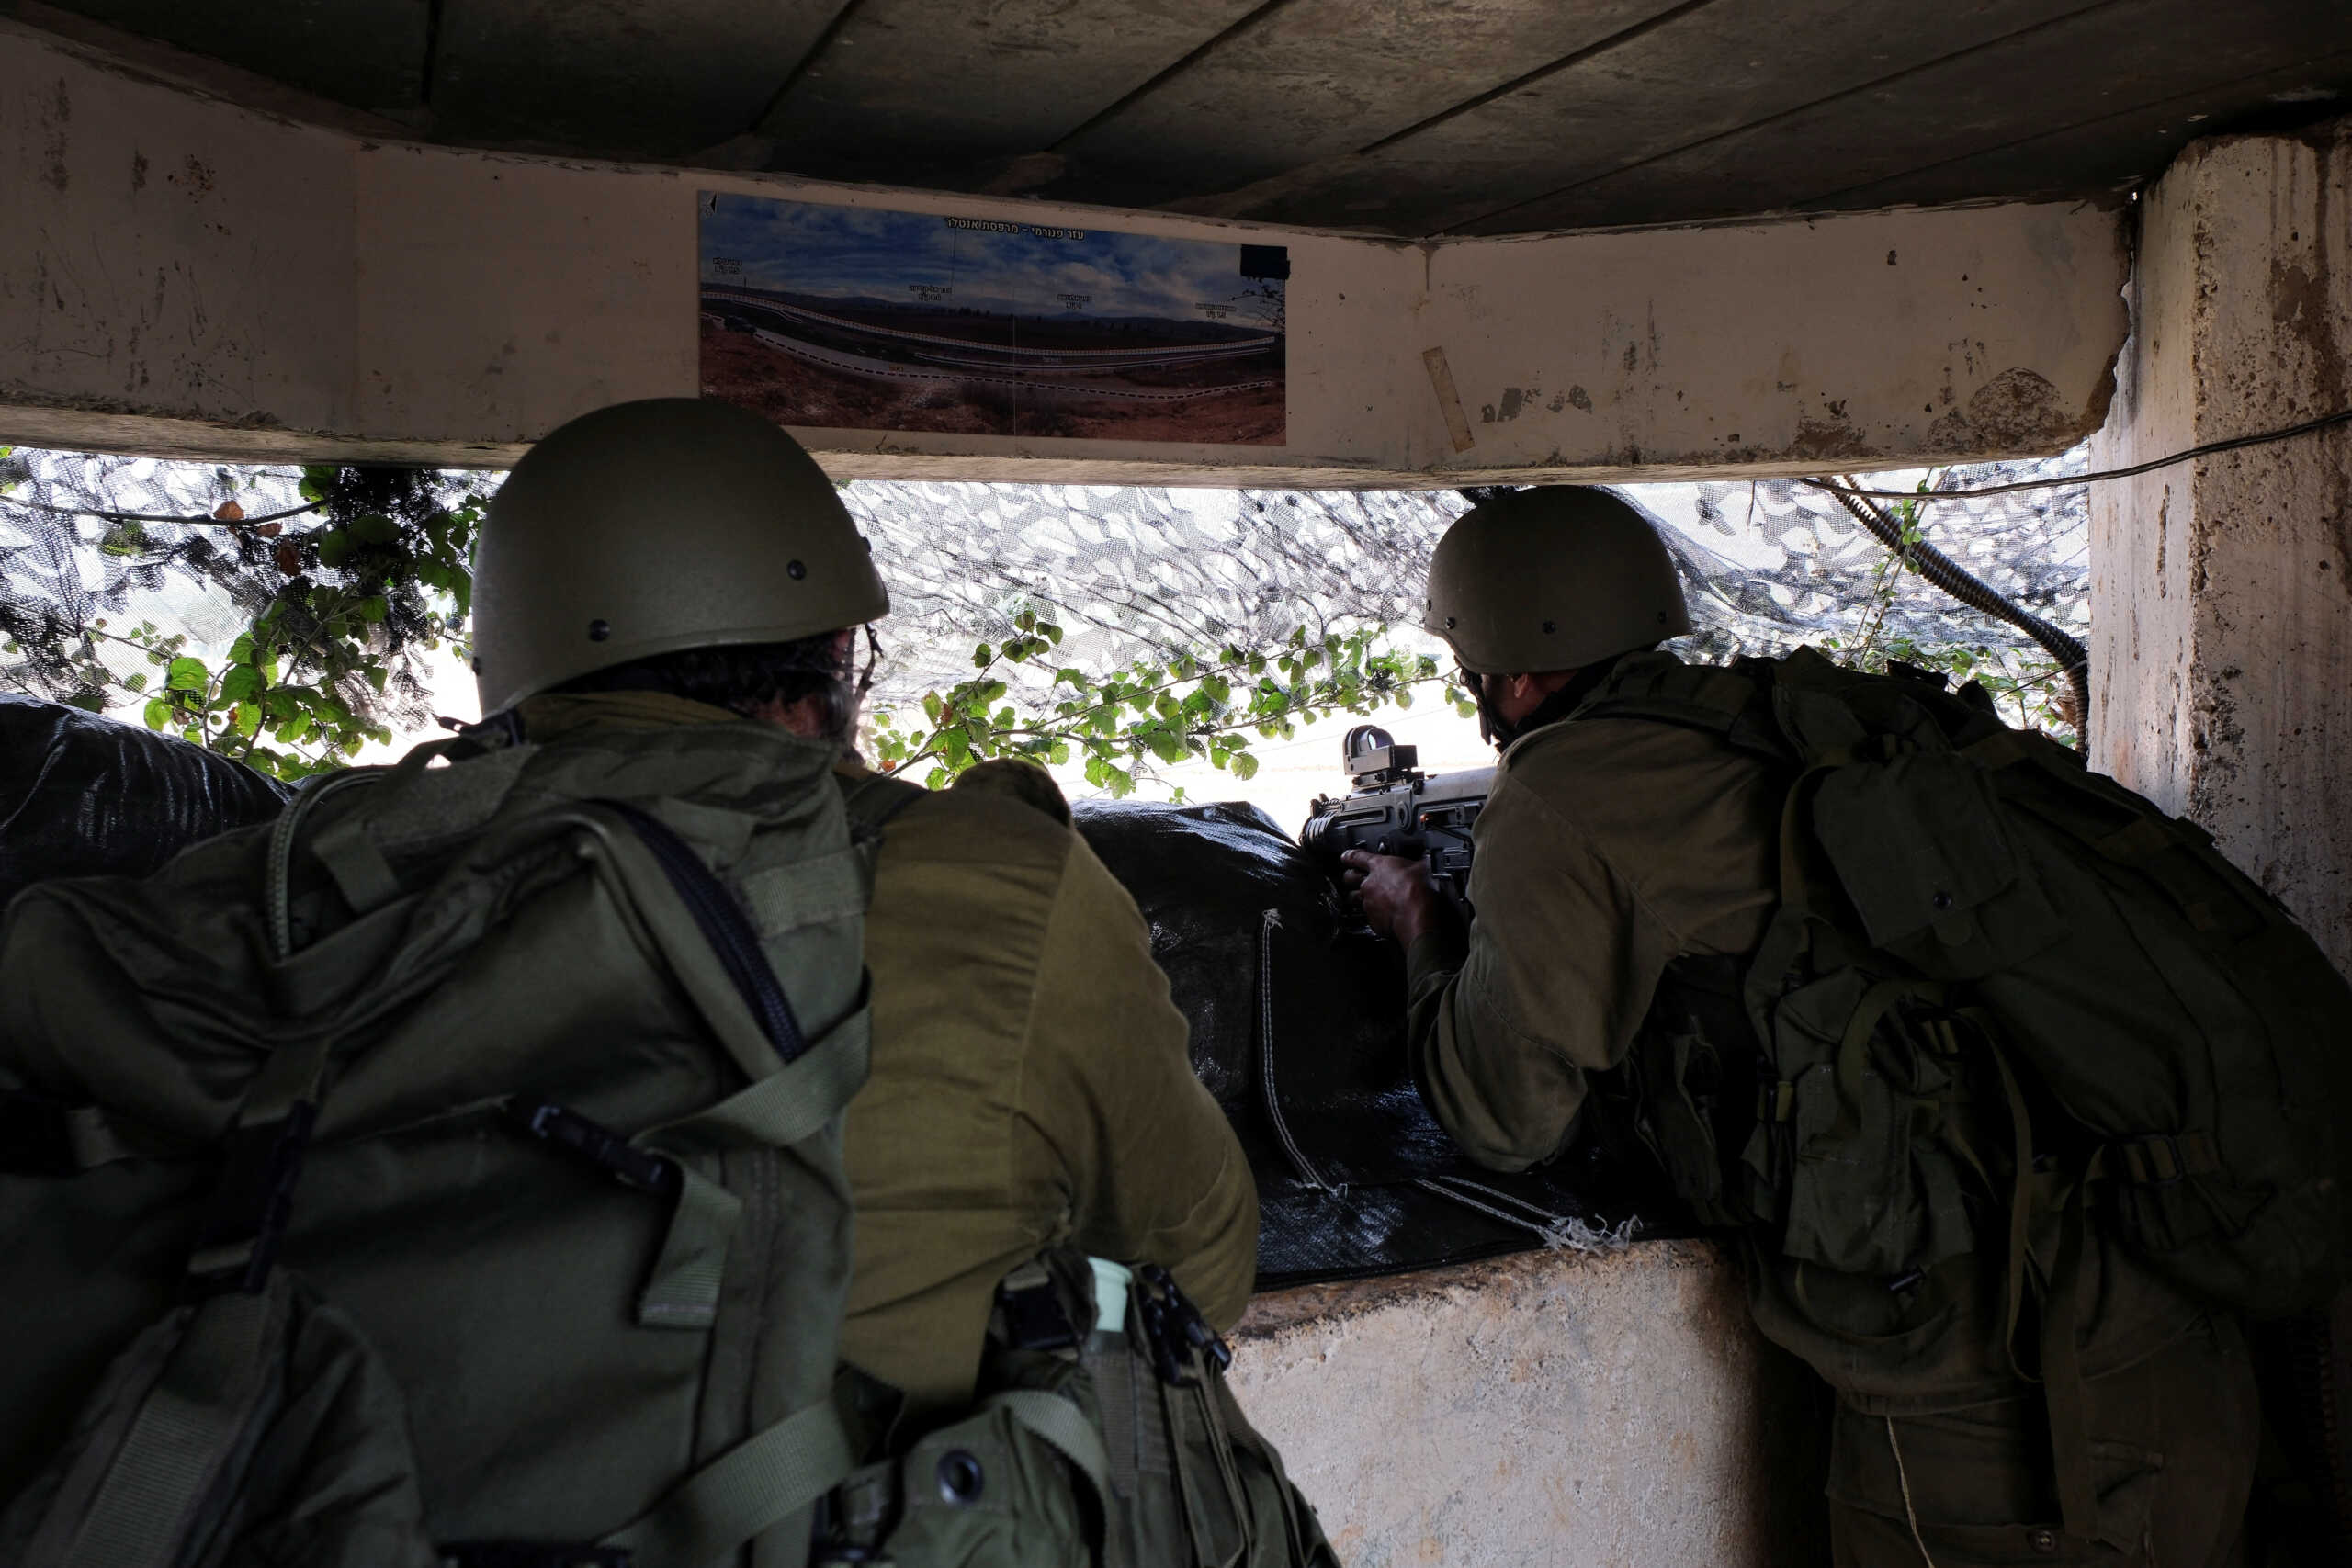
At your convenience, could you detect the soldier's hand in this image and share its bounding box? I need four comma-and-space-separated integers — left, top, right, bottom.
1340, 850, 1443, 948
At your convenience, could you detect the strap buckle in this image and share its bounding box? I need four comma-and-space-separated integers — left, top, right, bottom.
993, 1269, 1080, 1353
2113, 1132, 2211, 1189
1136, 1264, 1231, 1387
504, 1098, 680, 1198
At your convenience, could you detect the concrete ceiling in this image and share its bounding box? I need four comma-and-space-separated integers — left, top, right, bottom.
22, 0, 2352, 236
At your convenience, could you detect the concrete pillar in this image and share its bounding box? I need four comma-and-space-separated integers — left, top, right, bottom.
2090, 116, 2352, 971
1229, 1242, 1826, 1565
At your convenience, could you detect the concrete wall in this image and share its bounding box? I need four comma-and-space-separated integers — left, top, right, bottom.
1229, 1242, 1827, 1566
1, 17, 2129, 482
2090, 117, 2352, 969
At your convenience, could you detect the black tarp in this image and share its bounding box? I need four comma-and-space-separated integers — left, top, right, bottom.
1072, 799, 1681, 1287
0, 696, 290, 911
0, 699, 1680, 1284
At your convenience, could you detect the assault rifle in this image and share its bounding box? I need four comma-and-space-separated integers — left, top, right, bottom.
1300, 725, 1494, 918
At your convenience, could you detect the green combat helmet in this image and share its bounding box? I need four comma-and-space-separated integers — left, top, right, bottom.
471, 397, 889, 714
1421, 487, 1690, 674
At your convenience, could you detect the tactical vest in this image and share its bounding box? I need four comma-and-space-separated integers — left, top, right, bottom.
1567, 648, 2352, 1540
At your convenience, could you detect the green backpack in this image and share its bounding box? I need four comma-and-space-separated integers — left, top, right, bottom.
1579, 648, 2352, 1325
0, 721, 892, 1567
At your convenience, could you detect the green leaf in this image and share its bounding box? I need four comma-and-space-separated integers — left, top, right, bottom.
973, 642, 993, 668
232, 702, 262, 739
142, 697, 171, 730
922, 691, 944, 724
1230, 751, 1260, 781
165, 656, 209, 693
315, 530, 352, 568
356, 595, 389, 623
218, 666, 261, 703
227, 633, 256, 663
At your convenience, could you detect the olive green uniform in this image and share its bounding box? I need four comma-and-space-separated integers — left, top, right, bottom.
1405, 712, 2257, 1566
522, 694, 1258, 1427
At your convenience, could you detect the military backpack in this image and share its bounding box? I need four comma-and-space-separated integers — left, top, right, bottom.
1577, 649, 2352, 1319
0, 719, 1333, 1568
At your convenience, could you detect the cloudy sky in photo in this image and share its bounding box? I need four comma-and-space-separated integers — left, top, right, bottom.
699, 192, 1283, 325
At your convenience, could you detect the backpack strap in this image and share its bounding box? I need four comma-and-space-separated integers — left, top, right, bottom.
841, 771, 929, 836
595, 1397, 856, 1568
1563, 653, 1795, 766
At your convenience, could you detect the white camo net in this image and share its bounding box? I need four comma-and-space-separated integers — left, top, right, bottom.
843, 447, 2090, 735
4, 444, 2089, 741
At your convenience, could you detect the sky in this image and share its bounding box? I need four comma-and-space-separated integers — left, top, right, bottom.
697, 192, 1284, 326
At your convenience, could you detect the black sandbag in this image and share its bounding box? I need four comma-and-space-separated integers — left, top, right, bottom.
0, 696, 290, 912
1073, 797, 1685, 1287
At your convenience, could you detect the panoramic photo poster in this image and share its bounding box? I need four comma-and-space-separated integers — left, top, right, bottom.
697, 193, 1286, 445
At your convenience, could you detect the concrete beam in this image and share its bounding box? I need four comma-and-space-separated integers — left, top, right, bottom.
2090, 117, 2352, 971
3, 18, 2129, 483
1229, 1242, 1826, 1565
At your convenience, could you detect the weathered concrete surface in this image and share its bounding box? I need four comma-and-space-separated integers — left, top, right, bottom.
1, 20, 2128, 482
1229, 1242, 1826, 1566
2090, 115, 2352, 972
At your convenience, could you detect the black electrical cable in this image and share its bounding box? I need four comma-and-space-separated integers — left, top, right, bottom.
1826, 479, 2091, 730
1801, 406, 2352, 502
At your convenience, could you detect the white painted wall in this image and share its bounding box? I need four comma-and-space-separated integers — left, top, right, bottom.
2, 18, 2128, 483
2091, 119, 2352, 970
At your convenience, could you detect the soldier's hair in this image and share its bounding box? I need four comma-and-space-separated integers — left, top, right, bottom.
556, 630, 865, 742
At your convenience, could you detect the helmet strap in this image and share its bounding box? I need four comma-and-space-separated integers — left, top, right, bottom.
1462, 670, 1502, 749
855, 625, 883, 702
1473, 650, 1647, 751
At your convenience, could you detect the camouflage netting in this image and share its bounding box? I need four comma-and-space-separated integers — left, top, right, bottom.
0, 450, 483, 746
3, 442, 2088, 742
842, 447, 2090, 735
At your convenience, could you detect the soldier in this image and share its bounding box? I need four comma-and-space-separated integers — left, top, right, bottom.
472, 397, 1258, 1423
0, 398, 1313, 1567
1343, 487, 2273, 1567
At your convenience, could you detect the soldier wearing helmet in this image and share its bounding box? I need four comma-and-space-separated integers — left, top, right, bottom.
1345, 487, 2260, 1567
475, 399, 1257, 1422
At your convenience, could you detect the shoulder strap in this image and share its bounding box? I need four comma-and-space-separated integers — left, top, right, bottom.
1566, 653, 1793, 764
840, 772, 929, 838
602, 800, 812, 1064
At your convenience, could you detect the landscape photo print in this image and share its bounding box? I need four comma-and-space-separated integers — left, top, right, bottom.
698, 193, 1286, 445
